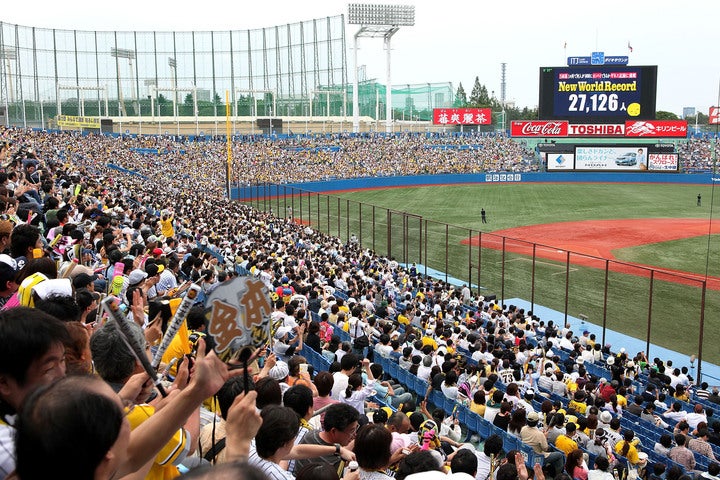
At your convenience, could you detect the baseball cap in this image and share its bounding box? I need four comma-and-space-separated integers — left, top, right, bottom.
127, 269, 148, 286
0, 254, 17, 271
145, 264, 164, 277
527, 411, 540, 423
599, 411, 613, 424
269, 361, 290, 381
72, 272, 98, 289
274, 326, 292, 340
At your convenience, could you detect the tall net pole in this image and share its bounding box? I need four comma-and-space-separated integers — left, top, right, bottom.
225, 91, 232, 200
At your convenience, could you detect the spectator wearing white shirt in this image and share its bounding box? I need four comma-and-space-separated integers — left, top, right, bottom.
374, 334, 393, 358
339, 359, 375, 417
417, 355, 433, 382
663, 402, 688, 423
686, 404, 708, 431
331, 353, 359, 400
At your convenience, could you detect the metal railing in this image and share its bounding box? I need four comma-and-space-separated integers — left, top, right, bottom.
240, 182, 717, 381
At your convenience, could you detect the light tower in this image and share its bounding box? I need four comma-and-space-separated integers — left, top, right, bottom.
348, 3, 415, 133
110, 47, 137, 117
500, 62, 507, 132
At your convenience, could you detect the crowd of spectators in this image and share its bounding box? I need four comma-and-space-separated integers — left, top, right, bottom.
1, 128, 539, 194
0, 125, 717, 480
676, 139, 720, 172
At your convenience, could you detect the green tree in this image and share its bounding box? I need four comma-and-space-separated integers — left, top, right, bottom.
469, 76, 492, 107
454, 82, 467, 107
656, 111, 679, 120
687, 112, 707, 125
182, 93, 195, 116
156, 94, 170, 116
495, 104, 538, 122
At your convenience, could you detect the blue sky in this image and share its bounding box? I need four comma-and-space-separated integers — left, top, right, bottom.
3, 0, 718, 115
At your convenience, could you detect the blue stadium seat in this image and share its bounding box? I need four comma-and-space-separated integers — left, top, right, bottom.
466, 412, 480, 435
429, 389, 444, 407
476, 415, 491, 439
416, 378, 429, 397
443, 395, 455, 413
397, 368, 409, 387
386, 360, 399, 379
502, 431, 520, 452
457, 405, 470, 426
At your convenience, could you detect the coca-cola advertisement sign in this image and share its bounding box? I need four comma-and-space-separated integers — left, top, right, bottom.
511, 121, 569, 137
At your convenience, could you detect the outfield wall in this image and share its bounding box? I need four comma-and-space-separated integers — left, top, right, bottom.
234, 172, 716, 199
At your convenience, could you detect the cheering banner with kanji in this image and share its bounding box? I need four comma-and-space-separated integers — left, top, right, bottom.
433, 108, 492, 125
206, 276, 272, 363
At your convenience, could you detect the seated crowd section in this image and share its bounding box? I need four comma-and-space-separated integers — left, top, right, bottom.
0, 125, 718, 480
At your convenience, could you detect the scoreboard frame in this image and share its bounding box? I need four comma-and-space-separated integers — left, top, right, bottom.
539, 65, 658, 123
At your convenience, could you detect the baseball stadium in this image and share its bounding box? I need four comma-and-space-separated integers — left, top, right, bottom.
1, 4, 720, 480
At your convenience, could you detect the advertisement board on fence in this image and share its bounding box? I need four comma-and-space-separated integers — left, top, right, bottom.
575, 146, 649, 171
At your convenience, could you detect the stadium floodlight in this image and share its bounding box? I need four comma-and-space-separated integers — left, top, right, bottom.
1, 47, 17, 106
168, 58, 178, 117
348, 3, 415, 133
110, 48, 137, 117
348, 4, 415, 26
110, 47, 135, 60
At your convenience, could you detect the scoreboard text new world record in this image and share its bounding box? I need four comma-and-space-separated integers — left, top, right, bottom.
539, 66, 658, 123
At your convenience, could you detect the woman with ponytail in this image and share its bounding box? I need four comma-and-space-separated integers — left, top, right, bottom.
339, 358, 375, 419
614, 429, 640, 464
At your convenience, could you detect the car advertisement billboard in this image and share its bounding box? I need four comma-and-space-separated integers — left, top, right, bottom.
539, 65, 657, 123
575, 146, 649, 171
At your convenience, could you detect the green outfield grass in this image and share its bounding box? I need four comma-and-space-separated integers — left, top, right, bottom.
246, 182, 720, 362
613, 236, 717, 276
